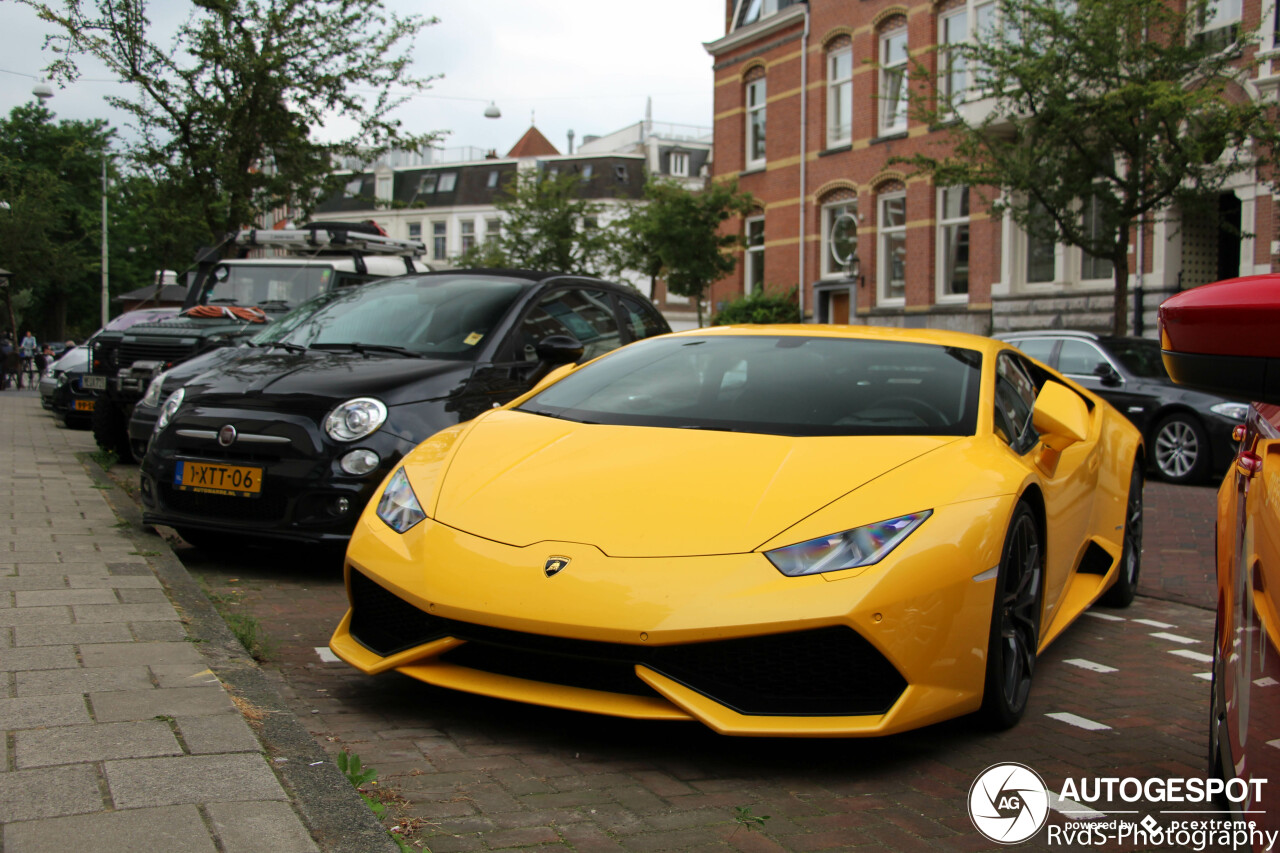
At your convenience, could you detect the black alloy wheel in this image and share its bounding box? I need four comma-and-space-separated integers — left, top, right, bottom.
1153, 413, 1209, 485
1101, 461, 1144, 607
980, 502, 1044, 729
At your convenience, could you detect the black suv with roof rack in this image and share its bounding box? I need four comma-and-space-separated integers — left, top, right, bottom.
86, 222, 427, 461
998, 329, 1249, 484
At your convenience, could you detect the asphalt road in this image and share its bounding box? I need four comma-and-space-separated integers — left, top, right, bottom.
158, 480, 1229, 853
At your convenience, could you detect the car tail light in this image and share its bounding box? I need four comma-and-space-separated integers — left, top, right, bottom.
1236, 451, 1263, 477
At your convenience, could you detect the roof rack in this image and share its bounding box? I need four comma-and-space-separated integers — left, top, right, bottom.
235, 227, 425, 256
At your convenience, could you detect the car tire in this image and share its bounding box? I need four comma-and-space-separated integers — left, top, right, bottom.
1101, 461, 1143, 607
92, 399, 136, 463
979, 502, 1044, 730
1152, 413, 1209, 485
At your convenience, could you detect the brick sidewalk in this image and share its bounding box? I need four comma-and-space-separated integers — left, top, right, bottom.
1138, 479, 1219, 609
0, 392, 393, 853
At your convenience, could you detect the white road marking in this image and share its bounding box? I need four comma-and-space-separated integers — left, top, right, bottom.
315, 646, 340, 663
1195, 672, 1214, 681
1169, 649, 1215, 663
1064, 658, 1118, 673
1268, 739, 1280, 750
1133, 619, 1177, 629
1047, 712, 1112, 731
1150, 632, 1200, 644
1084, 611, 1125, 622
1255, 677, 1279, 687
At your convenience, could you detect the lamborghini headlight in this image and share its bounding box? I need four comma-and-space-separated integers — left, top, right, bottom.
142, 371, 170, 408
325, 397, 387, 442
765, 510, 932, 577
155, 388, 185, 433
376, 467, 426, 533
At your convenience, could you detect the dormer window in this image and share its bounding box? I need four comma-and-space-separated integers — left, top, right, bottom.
670, 152, 690, 177
437, 172, 457, 193
734, 0, 799, 29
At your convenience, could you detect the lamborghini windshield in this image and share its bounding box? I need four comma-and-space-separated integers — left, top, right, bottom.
520, 335, 982, 436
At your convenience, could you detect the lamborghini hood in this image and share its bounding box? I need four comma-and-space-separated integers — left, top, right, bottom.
430, 410, 958, 557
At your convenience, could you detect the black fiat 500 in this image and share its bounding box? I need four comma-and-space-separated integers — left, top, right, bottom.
138, 270, 669, 549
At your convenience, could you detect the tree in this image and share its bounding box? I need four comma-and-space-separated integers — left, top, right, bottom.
25, 0, 441, 243
901, 0, 1280, 335
712, 287, 801, 325
622, 179, 756, 327
0, 103, 112, 341
454, 170, 629, 276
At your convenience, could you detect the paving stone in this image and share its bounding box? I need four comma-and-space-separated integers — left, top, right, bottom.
15, 588, 118, 606
152, 663, 222, 689
1, 804, 217, 853
206, 800, 321, 852
13, 622, 133, 646
72, 602, 179, 623
0, 576, 73, 591
0, 606, 70, 627
105, 754, 287, 807
0, 693, 92, 729
18, 666, 152, 697
80, 641, 205, 668
0, 764, 102, 821
90, 685, 237, 721
15, 719, 181, 768
0, 645, 78, 671
66, 574, 161, 589
176, 713, 263, 754
131, 621, 190, 641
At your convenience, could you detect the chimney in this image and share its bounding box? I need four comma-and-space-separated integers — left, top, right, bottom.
567, 129, 575, 155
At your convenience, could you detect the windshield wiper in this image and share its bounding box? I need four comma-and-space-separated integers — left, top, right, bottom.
677, 424, 736, 431
264, 341, 306, 354
310, 342, 423, 358
206, 298, 240, 305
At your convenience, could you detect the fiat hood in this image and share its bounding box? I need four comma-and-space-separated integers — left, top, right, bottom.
430, 410, 958, 557
183, 349, 473, 406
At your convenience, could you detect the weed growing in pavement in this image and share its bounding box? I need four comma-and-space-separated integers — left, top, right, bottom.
731, 805, 771, 834
113, 520, 131, 529
90, 449, 118, 470
205, 589, 275, 661
336, 750, 425, 851
130, 549, 162, 557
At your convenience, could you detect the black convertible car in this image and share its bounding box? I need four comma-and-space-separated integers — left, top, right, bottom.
139, 270, 669, 549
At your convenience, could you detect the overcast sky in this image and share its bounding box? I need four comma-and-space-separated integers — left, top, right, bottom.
0, 1, 725, 159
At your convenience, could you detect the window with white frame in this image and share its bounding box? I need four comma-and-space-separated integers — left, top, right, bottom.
376, 174, 392, 205
417, 174, 438, 195
407, 222, 422, 242
878, 192, 907, 302
745, 216, 765, 293
973, 1, 997, 90
438, 173, 457, 193
940, 9, 968, 112
1081, 194, 1115, 280
937, 186, 970, 299
487, 170, 499, 188
734, 0, 800, 30
460, 220, 475, 255
1197, 0, 1242, 48
669, 152, 689, 177
746, 77, 767, 169
432, 222, 447, 261
485, 218, 500, 241
827, 45, 853, 147
879, 28, 909, 135
821, 199, 858, 279
582, 164, 594, 181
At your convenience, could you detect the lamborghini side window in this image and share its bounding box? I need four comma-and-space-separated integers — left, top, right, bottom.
994, 352, 1038, 452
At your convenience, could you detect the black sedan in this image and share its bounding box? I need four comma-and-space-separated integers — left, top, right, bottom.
139, 270, 670, 549
999, 329, 1247, 484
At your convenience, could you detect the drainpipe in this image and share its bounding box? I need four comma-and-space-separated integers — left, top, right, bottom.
798, 1, 811, 320
1135, 212, 1145, 336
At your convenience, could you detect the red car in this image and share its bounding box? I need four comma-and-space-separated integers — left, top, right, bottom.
1160, 274, 1280, 841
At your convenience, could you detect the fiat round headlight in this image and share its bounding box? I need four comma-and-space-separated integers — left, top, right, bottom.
325, 398, 387, 442
142, 371, 170, 408
155, 388, 185, 433
765, 511, 932, 577
376, 467, 426, 533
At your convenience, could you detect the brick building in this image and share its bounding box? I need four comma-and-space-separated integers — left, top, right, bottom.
705, 0, 1279, 335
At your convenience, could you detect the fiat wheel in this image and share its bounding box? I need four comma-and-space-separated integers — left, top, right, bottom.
1153, 413, 1209, 485
980, 502, 1044, 729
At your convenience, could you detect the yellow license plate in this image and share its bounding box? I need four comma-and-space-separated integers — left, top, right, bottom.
74, 400, 95, 412
174, 460, 263, 497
